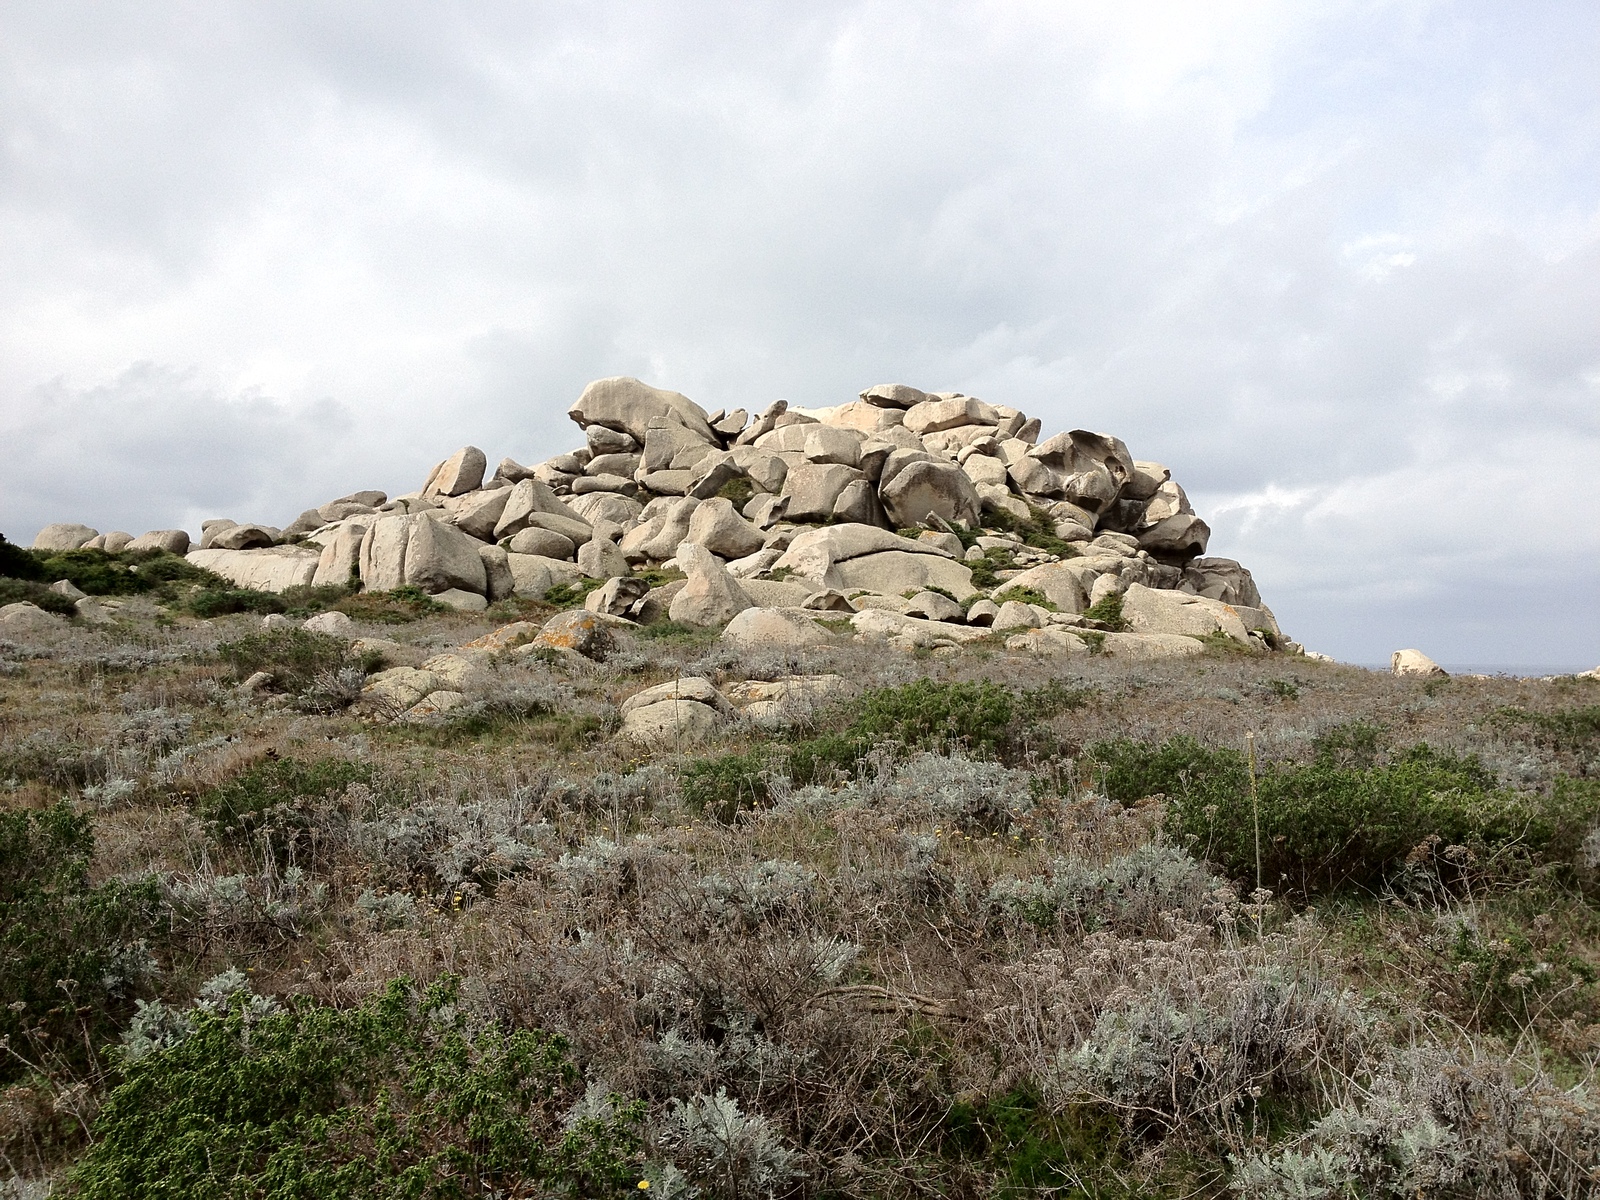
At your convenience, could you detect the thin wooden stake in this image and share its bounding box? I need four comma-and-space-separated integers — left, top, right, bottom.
1246, 730, 1261, 893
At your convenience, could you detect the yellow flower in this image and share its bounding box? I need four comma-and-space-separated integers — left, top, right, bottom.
637, 1182, 651, 1190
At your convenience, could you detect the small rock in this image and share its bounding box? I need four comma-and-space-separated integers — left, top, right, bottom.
966, 599, 999, 626
992, 600, 1041, 631
905, 590, 964, 623
0, 601, 66, 631
302, 610, 356, 637
801, 589, 855, 613
586, 576, 649, 617
404, 690, 469, 720
508, 527, 577, 559
126, 529, 192, 555
49, 579, 88, 600
433, 588, 489, 612
240, 670, 274, 691
536, 609, 614, 659
621, 698, 726, 744
620, 676, 732, 717
261, 613, 295, 630
669, 543, 754, 627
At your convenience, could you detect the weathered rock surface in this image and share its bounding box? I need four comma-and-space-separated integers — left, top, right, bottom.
1392, 649, 1447, 678
32, 524, 99, 551
720, 606, 832, 650
670, 544, 754, 627
188, 547, 320, 593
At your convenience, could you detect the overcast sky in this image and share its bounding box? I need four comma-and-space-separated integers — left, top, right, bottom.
2, 1, 1596, 667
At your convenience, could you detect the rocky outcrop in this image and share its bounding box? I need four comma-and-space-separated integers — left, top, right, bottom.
24, 375, 1301, 660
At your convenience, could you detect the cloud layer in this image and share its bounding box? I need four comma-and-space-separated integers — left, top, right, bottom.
2, 1, 1596, 666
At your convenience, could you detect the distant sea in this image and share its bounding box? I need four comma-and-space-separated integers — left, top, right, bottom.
1354, 663, 1596, 678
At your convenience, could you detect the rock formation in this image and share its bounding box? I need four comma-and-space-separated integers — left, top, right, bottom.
34, 375, 1301, 659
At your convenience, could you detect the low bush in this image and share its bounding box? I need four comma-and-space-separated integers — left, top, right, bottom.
196, 754, 372, 842
1080, 592, 1128, 630
185, 586, 287, 617
216, 627, 372, 692
0, 576, 80, 614
1091, 736, 1600, 894
72, 976, 644, 1199
990, 585, 1056, 611
850, 678, 1018, 757
680, 751, 776, 823
333, 585, 446, 623
983, 504, 1082, 558
1, 804, 159, 1083
542, 579, 603, 609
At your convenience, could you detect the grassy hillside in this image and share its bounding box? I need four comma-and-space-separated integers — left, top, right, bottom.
1, 576, 1597, 1197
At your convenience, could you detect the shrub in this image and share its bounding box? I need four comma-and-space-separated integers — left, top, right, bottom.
850, 679, 1017, 757
680, 751, 776, 823
196, 754, 372, 842
72, 976, 644, 1199
1080, 592, 1128, 631
1493, 704, 1600, 758
0, 531, 46, 580
334, 585, 446, 623
1091, 736, 1600, 894
0, 804, 159, 1082
715, 476, 755, 510
990, 585, 1056, 611
984, 504, 1081, 558
0, 576, 79, 614
216, 627, 369, 692
543, 579, 603, 609
184, 586, 287, 617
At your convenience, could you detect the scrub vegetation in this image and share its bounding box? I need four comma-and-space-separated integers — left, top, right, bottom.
1, 578, 1598, 1198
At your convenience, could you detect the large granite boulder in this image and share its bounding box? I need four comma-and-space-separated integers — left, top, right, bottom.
569, 377, 718, 445
670, 543, 754, 627
32, 523, 99, 551
187, 547, 320, 593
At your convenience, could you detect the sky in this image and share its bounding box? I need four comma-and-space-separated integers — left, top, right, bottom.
2, 0, 1597, 668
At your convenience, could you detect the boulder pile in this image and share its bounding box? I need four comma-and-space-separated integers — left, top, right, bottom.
34, 377, 1297, 658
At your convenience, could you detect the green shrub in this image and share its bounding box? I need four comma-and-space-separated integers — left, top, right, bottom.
0, 576, 79, 614
542, 579, 603, 609
1091, 736, 1600, 894
0, 532, 46, 580
680, 751, 775, 823
1080, 592, 1128, 630
633, 620, 717, 643
216, 628, 366, 691
786, 732, 870, 786
983, 505, 1081, 558
72, 976, 643, 1200
196, 755, 372, 842
991, 585, 1056, 611
1493, 705, 1600, 757
715, 476, 756, 509
185, 587, 287, 617
851, 679, 1018, 756
1, 804, 159, 1083
942, 1087, 1134, 1196
331, 586, 444, 624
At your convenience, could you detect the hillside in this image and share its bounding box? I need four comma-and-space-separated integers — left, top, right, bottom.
1, 379, 1597, 1198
